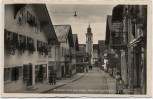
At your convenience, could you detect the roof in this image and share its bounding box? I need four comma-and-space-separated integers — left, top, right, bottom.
54, 25, 74, 47
28, 4, 59, 44
98, 40, 106, 53
107, 15, 121, 32
93, 44, 98, 51
105, 15, 122, 45
73, 34, 79, 51
76, 44, 86, 56
112, 5, 124, 22
79, 46, 86, 54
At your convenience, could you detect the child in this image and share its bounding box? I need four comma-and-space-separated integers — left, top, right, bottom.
115, 72, 121, 94
118, 78, 123, 94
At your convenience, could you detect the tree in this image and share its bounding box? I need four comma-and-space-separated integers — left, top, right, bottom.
107, 53, 120, 76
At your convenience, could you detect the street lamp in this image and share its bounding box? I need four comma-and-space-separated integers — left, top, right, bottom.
49, 11, 77, 17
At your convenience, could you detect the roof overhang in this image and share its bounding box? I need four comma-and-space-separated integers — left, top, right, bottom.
31, 4, 59, 44
112, 5, 124, 22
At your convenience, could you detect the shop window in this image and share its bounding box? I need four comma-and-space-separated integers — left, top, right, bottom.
19, 66, 23, 78
23, 64, 32, 85
12, 67, 19, 81
4, 68, 12, 83
35, 64, 47, 83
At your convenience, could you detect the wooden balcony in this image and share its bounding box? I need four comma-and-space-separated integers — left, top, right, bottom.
111, 32, 127, 49
65, 54, 72, 62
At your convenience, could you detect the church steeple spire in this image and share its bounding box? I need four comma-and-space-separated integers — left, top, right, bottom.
87, 22, 91, 33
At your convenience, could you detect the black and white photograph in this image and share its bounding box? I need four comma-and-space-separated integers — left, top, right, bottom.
2, 0, 152, 98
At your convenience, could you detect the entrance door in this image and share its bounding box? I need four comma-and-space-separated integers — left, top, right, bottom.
61, 66, 64, 78
48, 66, 53, 75
23, 64, 32, 86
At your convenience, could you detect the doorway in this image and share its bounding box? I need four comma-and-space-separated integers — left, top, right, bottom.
23, 64, 32, 86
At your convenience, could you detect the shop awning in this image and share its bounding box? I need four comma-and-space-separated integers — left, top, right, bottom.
112, 5, 124, 22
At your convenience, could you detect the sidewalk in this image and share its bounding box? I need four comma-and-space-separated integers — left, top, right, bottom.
98, 69, 116, 94
98, 69, 129, 94
14, 73, 85, 93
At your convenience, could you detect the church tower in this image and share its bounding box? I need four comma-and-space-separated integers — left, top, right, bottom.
86, 23, 93, 64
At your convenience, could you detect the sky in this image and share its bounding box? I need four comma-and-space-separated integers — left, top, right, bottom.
47, 4, 116, 44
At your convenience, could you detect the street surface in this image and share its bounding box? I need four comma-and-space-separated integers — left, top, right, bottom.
48, 67, 109, 94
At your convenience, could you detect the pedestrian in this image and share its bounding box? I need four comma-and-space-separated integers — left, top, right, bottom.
86, 67, 88, 73
53, 72, 56, 85
115, 72, 121, 94
118, 78, 123, 94
49, 73, 53, 85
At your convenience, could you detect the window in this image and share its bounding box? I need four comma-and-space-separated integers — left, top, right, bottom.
19, 66, 23, 78
48, 46, 52, 58
4, 68, 12, 83
12, 67, 19, 81
62, 47, 63, 57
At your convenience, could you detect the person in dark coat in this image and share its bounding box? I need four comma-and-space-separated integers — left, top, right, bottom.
115, 72, 121, 94
53, 72, 56, 85
49, 73, 53, 85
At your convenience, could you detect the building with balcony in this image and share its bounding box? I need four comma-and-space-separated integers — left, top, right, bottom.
105, 15, 123, 77
4, 4, 59, 92
76, 44, 86, 73
53, 25, 74, 78
112, 5, 147, 94
71, 34, 79, 76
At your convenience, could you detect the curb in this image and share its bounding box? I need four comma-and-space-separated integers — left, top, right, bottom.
71, 73, 85, 82
41, 73, 86, 93
41, 84, 66, 93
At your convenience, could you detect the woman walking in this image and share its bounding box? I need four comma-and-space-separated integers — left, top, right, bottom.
115, 72, 121, 94
118, 78, 123, 94
49, 73, 53, 85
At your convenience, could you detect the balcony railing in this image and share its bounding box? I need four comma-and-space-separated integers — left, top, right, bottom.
111, 32, 128, 49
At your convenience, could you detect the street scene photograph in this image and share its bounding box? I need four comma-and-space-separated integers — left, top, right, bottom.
3, 1, 150, 97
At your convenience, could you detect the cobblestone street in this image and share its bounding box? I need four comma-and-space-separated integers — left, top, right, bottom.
48, 67, 115, 94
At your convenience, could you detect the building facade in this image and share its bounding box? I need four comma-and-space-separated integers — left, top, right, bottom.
111, 5, 147, 94
53, 25, 74, 78
71, 34, 79, 76
4, 4, 58, 92
98, 40, 106, 68
105, 15, 122, 77
76, 44, 86, 73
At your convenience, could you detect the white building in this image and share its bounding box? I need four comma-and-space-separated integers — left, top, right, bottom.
53, 25, 74, 78
4, 4, 58, 92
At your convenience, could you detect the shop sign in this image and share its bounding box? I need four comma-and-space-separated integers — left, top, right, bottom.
37, 60, 46, 63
